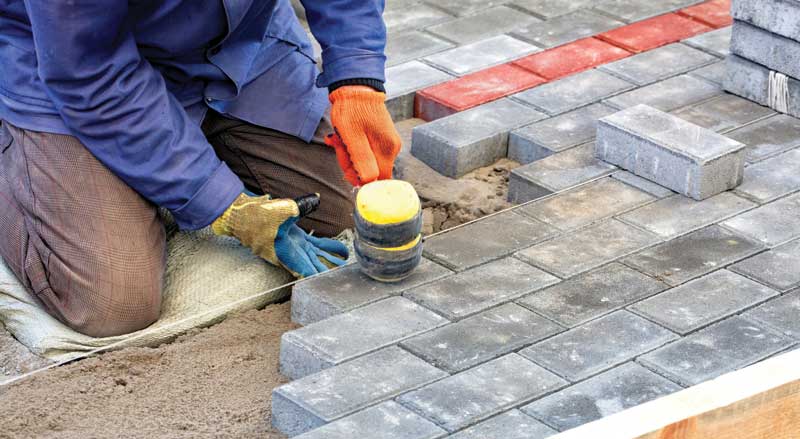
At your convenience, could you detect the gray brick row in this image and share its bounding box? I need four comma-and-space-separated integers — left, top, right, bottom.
722, 192, 800, 246
684, 27, 731, 58
599, 43, 717, 86
594, 0, 702, 22
511, 9, 623, 48
605, 74, 722, 113
427, 6, 540, 44
689, 60, 726, 86
671, 93, 775, 134
611, 171, 675, 198
423, 35, 539, 76
513, 0, 596, 19
446, 410, 556, 439
735, 148, 800, 204
744, 289, 800, 339
730, 20, 800, 82
731, 239, 800, 292
724, 112, 800, 164
386, 31, 454, 68
513, 69, 635, 116
731, 0, 800, 42
384, 3, 453, 33
723, 54, 800, 121
432, 0, 507, 17
386, 61, 454, 121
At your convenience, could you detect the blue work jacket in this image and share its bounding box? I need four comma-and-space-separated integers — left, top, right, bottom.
0, 0, 386, 230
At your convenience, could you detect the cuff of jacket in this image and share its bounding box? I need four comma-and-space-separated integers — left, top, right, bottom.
316, 53, 386, 88
171, 163, 244, 231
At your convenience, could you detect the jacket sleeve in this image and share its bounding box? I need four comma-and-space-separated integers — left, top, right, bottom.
24, 1, 243, 230
299, 0, 388, 87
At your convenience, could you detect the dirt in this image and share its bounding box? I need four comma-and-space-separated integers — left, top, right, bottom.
0, 323, 51, 383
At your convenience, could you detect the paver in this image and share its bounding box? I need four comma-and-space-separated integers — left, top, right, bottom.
508, 104, 619, 163
516, 219, 660, 278
513, 69, 634, 116
518, 263, 668, 327
735, 149, 800, 203
397, 354, 567, 432
386, 31, 454, 67
291, 401, 447, 439
744, 289, 800, 338
730, 21, 800, 81
678, 0, 732, 28
639, 316, 793, 386
731, 239, 800, 291
724, 113, 800, 163
507, 143, 617, 203
280, 297, 448, 379
630, 270, 778, 335
423, 35, 539, 76
272, 347, 448, 436
597, 104, 746, 200
671, 93, 774, 133
427, 6, 540, 44
731, 0, 800, 41
599, 43, 717, 86
595, 0, 702, 22
432, 0, 509, 17
689, 60, 726, 85
401, 303, 563, 373
605, 74, 721, 112
411, 98, 547, 177
598, 13, 711, 53
611, 171, 675, 198
521, 362, 682, 431
684, 26, 732, 57
422, 210, 557, 271
622, 225, 764, 287
520, 311, 677, 381
721, 192, 800, 246
721, 55, 800, 121
512, 0, 595, 19
384, 4, 453, 33
517, 177, 654, 231
386, 61, 454, 121
512, 38, 631, 81
291, 259, 452, 326
446, 410, 556, 439
511, 10, 623, 48
404, 257, 559, 320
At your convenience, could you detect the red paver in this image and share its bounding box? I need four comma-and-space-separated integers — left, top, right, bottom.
512, 38, 632, 80
597, 13, 712, 53
414, 64, 546, 121
678, 0, 732, 28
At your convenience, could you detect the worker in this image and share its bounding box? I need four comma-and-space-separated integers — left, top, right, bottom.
0, 1, 401, 337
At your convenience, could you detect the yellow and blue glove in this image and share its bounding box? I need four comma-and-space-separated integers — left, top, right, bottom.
211, 192, 349, 278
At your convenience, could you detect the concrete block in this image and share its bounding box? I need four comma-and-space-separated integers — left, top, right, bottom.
386, 31, 454, 67
513, 0, 595, 19
595, 0, 702, 22
511, 10, 623, 48
520, 310, 677, 381
279, 297, 448, 379
744, 289, 800, 338
508, 104, 618, 163
639, 316, 793, 386
689, 60, 726, 85
518, 263, 668, 327
622, 225, 764, 287
731, 239, 800, 292
513, 37, 631, 81
272, 347, 448, 436
411, 98, 547, 177
397, 354, 567, 432
515, 219, 660, 278
597, 13, 711, 53
606, 74, 722, 112
723, 54, 800, 122
600, 43, 717, 86
291, 259, 452, 326
671, 93, 775, 133
422, 211, 557, 271
735, 149, 800, 203
521, 363, 681, 431
684, 27, 731, 58
721, 192, 800, 246
725, 111, 800, 163
384, 4, 453, 33
427, 6, 540, 44
731, 0, 800, 42
596, 104, 746, 200
446, 410, 556, 439
401, 303, 564, 373
513, 69, 634, 116
611, 171, 675, 198
630, 270, 778, 335
424, 35, 539, 76
730, 21, 800, 81
386, 61, 454, 121
404, 257, 558, 320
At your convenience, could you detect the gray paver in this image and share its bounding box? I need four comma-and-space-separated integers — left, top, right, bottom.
735, 149, 800, 204
622, 225, 764, 287
291, 259, 452, 326
401, 303, 563, 373
280, 297, 448, 379
605, 74, 722, 113
639, 316, 793, 386
422, 211, 557, 271
594, 0, 699, 22
521, 363, 682, 431
427, 6, 540, 44
689, 60, 726, 86
424, 35, 539, 76
386, 31, 454, 67
397, 354, 567, 432
744, 289, 800, 338
516, 219, 660, 278
432, 0, 509, 17
611, 171, 675, 198
411, 98, 547, 177
518, 263, 668, 327
722, 192, 800, 246
508, 104, 619, 163
513, 69, 634, 116
684, 27, 731, 58
600, 43, 717, 86
511, 10, 623, 48
384, 4, 453, 32
386, 61, 454, 121
723, 54, 800, 122
517, 177, 654, 231
730, 21, 800, 81
671, 93, 774, 133
404, 257, 559, 320
513, 0, 595, 18
630, 270, 778, 335
446, 410, 556, 439
520, 311, 677, 381
731, 0, 800, 41
731, 239, 800, 292
725, 113, 800, 164
272, 347, 447, 436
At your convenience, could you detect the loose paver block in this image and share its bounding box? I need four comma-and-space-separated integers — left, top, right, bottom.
622, 225, 764, 287
735, 149, 800, 204
612, 171, 675, 198
679, 0, 732, 28
518, 263, 668, 327
423, 35, 539, 77
630, 270, 778, 335
386, 31, 454, 67
521, 362, 682, 431
690, 60, 726, 86
384, 4, 453, 33
513, 69, 634, 116
291, 401, 447, 439
508, 104, 619, 163
427, 6, 540, 44
512, 10, 624, 48
731, 239, 800, 292
684, 26, 732, 57
730, 21, 800, 81
422, 211, 557, 271
280, 297, 448, 379
516, 219, 660, 278
639, 316, 793, 386
513, 0, 596, 19
411, 98, 547, 177
744, 289, 800, 338
446, 410, 556, 439
513, 38, 631, 81
671, 93, 774, 133
619, 192, 756, 238
598, 13, 712, 53
721, 192, 800, 246
520, 310, 677, 381
401, 303, 564, 373
724, 112, 800, 163
597, 104, 746, 200
386, 61, 454, 121
605, 74, 721, 112
272, 347, 448, 436
600, 43, 717, 86
291, 259, 452, 325
397, 354, 567, 432
731, 0, 800, 41
404, 257, 559, 320
595, 0, 701, 22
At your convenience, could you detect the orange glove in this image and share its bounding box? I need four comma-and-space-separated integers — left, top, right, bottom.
325, 85, 401, 187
